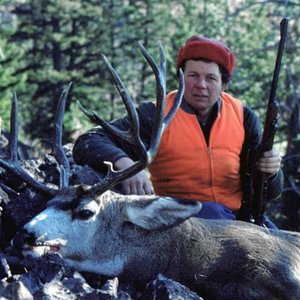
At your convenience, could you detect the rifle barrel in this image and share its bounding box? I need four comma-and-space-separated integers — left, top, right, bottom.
269, 17, 288, 105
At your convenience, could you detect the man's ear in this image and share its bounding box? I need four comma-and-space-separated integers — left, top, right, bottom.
222, 83, 228, 90
123, 197, 202, 231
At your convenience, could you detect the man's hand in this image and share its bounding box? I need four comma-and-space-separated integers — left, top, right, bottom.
256, 149, 282, 176
114, 157, 153, 195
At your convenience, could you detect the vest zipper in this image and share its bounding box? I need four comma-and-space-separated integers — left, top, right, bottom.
206, 146, 214, 199
195, 114, 219, 201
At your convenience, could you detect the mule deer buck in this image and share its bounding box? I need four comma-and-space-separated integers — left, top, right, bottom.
1, 44, 300, 300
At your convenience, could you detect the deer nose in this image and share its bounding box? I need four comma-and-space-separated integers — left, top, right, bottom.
12, 228, 36, 250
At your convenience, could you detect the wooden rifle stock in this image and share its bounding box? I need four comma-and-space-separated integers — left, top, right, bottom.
251, 18, 288, 225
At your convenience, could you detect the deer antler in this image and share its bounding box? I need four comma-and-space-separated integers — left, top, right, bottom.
0, 83, 72, 195
79, 43, 184, 195
0, 44, 183, 198
51, 82, 72, 189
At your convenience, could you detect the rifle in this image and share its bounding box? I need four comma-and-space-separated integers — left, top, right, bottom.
251, 17, 288, 226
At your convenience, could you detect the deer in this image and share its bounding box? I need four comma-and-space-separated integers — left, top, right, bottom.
1, 43, 300, 300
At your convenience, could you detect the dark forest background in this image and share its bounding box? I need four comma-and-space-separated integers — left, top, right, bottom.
0, 0, 299, 230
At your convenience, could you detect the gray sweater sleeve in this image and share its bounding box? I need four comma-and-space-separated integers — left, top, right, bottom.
73, 102, 155, 173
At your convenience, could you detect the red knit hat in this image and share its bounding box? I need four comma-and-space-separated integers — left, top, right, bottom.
176, 35, 236, 76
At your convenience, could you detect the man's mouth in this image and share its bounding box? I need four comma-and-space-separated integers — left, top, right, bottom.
193, 94, 208, 99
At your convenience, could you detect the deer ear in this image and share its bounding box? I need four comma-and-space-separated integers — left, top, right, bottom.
124, 197, 202, 230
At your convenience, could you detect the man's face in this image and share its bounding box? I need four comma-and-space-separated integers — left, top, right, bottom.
183, 60, 224, 118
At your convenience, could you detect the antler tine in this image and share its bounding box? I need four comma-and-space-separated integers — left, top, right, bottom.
101, 54, 141, 130
9, 92, 19, 162
138, 43, 185, 160
51, 82, 72, 189
164, 68, 185, 126
85, 44, 184, 196
0, 93, 57, 195
138, 43, 166, 154
138, 42, 166, 98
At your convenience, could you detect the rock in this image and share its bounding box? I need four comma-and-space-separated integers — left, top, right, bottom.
0, 276, 35, 300
143, 273, 203, 300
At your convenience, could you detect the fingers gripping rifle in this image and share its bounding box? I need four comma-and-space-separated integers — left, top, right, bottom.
251, 18, 288, 226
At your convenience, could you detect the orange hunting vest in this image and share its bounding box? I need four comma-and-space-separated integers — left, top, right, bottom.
148, 91, 245, 211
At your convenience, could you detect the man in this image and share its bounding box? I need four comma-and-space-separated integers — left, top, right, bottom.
73, 35, 283, 223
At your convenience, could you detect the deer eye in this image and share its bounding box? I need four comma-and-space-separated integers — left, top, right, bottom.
73, 209, 94, 220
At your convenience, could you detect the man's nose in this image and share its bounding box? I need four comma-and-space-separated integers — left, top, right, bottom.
195, 77, 207, 88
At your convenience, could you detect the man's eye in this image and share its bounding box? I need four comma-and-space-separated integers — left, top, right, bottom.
208, 76, 217, 81
74, 209, 94, 220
